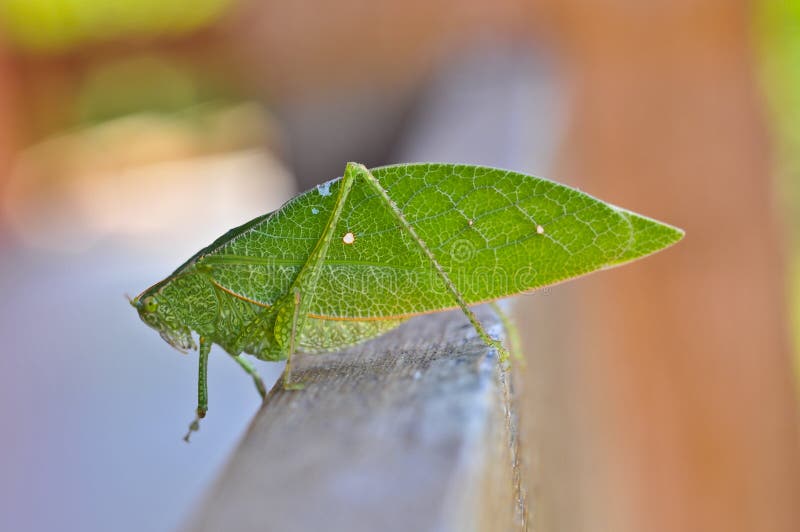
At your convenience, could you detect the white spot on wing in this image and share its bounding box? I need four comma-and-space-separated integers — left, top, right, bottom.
317, 181, 333, 197
342, 232, 355, 245
536, 224, 545, 235
311, 207, 319, 215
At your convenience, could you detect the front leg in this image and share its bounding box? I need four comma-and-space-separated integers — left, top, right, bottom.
183, 336, 211, 443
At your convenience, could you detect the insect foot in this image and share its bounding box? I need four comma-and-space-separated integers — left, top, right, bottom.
183, 409, 206, 443
253, 376, 267, 399
492, 340, 511, 364
183, 419, 200, 443
281, 355, 305, 391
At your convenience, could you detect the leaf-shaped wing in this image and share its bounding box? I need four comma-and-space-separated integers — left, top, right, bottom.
201, 164, 683, 319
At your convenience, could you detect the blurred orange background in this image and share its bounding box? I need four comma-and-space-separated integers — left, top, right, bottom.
0, 1, 798, 531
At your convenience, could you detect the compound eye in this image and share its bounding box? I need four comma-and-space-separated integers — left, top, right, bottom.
142, 297, 159, 313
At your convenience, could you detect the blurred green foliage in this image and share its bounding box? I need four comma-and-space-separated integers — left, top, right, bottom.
75, 55, 236, 125
757, 0, 800, 226
0, 0, 232, 52
756, 0, 800, 375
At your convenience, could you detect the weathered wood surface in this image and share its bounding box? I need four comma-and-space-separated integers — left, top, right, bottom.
185, 307, 526, 532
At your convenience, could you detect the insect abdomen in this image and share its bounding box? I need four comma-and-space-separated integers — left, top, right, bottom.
296, 317, 406, 354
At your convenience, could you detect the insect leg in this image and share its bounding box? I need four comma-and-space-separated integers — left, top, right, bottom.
274, 163, 360, 387
354, 163, 510, 361
489, 301, 522, 364
281, 288, 305, 390
183, 336, 210, 443
230, 354, 267, 399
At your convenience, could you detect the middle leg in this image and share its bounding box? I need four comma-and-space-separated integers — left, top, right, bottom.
272, 163, 361, 387
229, 353, 267, 398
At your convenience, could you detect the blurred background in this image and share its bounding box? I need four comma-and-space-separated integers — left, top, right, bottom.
0, 1, 798, 531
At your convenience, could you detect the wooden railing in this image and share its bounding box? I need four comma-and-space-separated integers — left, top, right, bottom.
184, 307, 527, 532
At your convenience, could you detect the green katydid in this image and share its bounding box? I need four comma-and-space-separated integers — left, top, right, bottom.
131, 162, 683, 440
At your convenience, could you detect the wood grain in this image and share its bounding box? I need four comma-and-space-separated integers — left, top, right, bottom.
185, 307, 526, 532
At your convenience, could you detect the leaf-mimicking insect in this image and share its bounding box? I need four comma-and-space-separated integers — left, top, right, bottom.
130, 162, 684, 440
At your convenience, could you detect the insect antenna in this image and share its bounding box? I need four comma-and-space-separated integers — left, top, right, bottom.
125, 293, 138, 307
